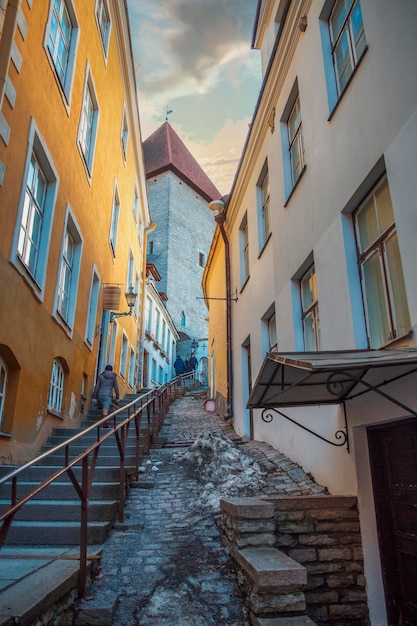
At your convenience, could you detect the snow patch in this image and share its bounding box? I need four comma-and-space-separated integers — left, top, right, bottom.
177, 431, 267, 510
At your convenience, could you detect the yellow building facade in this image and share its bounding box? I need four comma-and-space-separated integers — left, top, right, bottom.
202, 221, 229, 419
0, 0, 149, 463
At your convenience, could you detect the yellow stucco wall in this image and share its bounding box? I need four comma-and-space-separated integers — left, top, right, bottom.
203, 228, 228, 415
0, 1, 148, 462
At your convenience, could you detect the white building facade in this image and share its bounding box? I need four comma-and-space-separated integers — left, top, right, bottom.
142, 276, 179, 389
215, 1, 417, 624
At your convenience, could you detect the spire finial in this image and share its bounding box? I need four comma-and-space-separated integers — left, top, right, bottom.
165, 108, 173, 122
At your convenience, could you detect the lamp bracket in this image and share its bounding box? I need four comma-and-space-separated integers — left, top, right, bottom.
110, 311, 133, 323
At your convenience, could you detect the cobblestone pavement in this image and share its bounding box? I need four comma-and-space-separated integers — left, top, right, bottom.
75, 393, 325, 626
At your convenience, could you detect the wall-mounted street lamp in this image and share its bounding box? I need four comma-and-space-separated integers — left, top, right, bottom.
191, 338, 199, 350
110, 286, 138, 322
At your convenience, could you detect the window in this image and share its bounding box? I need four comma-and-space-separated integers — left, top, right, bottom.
45, 0, 79, 99
109, 186, 120, 257
0, 357, 8, 429
48, 359, 65, 412
300, 265, 320, 351
108, 322, 117, 366
132, 183, 139, 223
262, 305, 277, 355
56, 208, 83, 328
239, 213, 249, 286
354, 178, 410, 348
95, 0, 110, 56
120, 333, 128, 379
329, 0, 366, 95
155, 310, 161, 341
288, 96, 305, 187
18, 153, 47, 277
127, 249, 134, 291
13, 123, 58, 295
162, 320, 167, 351
78, 67, 99, 173
85, 268, 100, 346
128, 347, 135, 387
181, 311, 186, 327
268, 313, 278, 352
121, 109, 128, 159
199, 252, 205, 268
257, 162, 270, 249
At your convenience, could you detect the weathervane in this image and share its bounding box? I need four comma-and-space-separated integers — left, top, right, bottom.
165, 108, 173, 122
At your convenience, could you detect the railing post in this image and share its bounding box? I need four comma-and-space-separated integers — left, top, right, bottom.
78, 455, 89, 598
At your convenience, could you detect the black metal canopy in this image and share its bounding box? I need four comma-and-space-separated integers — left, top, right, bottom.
247, 348, 417, 412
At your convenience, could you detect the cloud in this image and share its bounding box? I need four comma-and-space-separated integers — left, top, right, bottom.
129, 0, 256, 96
127, 0, 261, 195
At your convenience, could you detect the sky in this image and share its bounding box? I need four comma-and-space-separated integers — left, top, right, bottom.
126, 0, 262, 196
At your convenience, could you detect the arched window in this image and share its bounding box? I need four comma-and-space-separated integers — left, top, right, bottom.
0, 357, 8, 428
48, 359, 65, 412
181, 311, 186, 327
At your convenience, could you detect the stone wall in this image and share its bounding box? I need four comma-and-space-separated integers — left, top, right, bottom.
220, 495, 370, 625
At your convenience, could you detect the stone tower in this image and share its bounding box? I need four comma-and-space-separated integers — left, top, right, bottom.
143, 122, 221, 372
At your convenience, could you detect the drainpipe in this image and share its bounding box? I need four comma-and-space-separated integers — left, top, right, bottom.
209, 200, 233, 420
0, 0, 20, 111
137, 221, 157, 390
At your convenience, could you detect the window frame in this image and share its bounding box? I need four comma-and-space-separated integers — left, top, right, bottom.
120, 108, 129, 161
94, 0, 111, 59
77, 64, 99, 176
54, 206, 83, 333
280, 80, 306, 203
85, 266, 101, 348
329, 0, 366, 97
120, 332, 128, 379
109, 183, 120, 257
354, 177, 411, 348
47, 358, 65, 414
0, 357, 8, 430
288, 96, 305, 187
257, 161, 271, 252
11, 121, 58, 300
128, 347, 135, 388
300, 265, 321, 351
44, 0, 79, 105
239, 213, 250, 288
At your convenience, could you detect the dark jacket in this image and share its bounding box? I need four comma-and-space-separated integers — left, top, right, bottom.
174, 357, 185, 375
93, 370, 119, 400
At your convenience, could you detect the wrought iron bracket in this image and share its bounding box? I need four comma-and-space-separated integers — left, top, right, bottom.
261, 403, 349, 452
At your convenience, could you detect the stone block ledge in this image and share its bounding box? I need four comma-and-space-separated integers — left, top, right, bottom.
236, 546, 307, 594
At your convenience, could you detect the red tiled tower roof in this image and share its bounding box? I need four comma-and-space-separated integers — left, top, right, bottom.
143, 122, 221, 202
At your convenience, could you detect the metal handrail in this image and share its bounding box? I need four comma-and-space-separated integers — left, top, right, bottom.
0, 373, 199, 597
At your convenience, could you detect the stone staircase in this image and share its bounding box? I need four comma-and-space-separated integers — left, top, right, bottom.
0, 393, 149, 547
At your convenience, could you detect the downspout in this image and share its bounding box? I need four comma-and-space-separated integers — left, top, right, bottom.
0, 0, 20, 111
137, 221, 156, 390
209, 200, 233, 420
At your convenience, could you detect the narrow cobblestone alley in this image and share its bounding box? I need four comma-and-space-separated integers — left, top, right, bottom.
75, 392, 325, 626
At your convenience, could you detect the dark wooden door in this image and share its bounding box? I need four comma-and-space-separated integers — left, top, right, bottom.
368, 419, 417, 625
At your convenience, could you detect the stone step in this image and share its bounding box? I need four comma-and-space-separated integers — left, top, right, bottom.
235, 546, 308, 618
0, 464, 133, 482
2, 520, 111, 545
236, 546, 307, 594
0, 548, 101, 625
38, 450, 142, 466
0, 480, 120, 501
252, 617, 316, 626
0, 499, 118, 522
